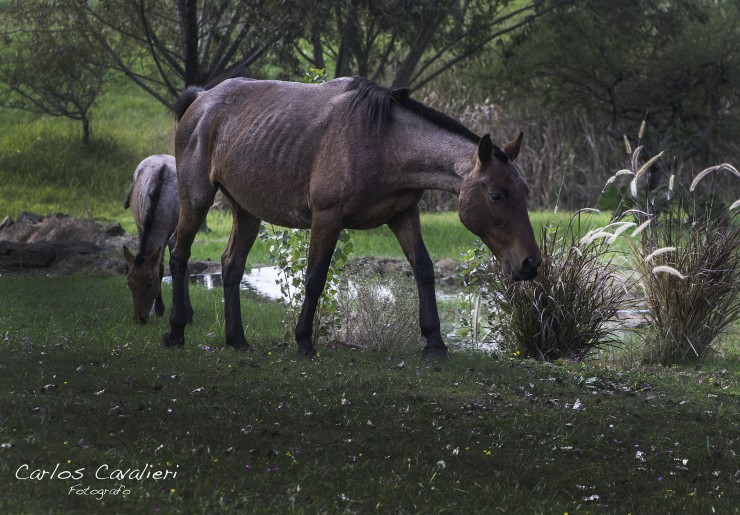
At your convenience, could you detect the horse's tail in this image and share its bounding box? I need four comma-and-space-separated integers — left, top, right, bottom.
123, 184, 133, 209
135, 163, 168, 264
173, 86, 205, 121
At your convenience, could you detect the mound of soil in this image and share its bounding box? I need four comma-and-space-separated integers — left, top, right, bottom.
0, 212, 134, 276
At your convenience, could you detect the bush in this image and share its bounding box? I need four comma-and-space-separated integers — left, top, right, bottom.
337, 263, 421, 350
596, 136, 740, 364
459, 215, 631, 361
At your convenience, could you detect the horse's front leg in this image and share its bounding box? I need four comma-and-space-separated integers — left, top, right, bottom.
163, 206, 209, 347
295, 212, 342, 356
221, 206, 261, 351
388, 206, 448, 360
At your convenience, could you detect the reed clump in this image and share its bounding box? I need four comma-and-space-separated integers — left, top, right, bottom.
462, 216, 631, 361
598, 133, 740, 364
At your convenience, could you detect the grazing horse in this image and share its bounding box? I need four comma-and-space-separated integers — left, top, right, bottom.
123, 155, 191, 323
164, 77, 541, 358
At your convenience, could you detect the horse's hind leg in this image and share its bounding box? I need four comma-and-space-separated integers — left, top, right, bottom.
222, 204, 260, 350
388, 206, 448, 360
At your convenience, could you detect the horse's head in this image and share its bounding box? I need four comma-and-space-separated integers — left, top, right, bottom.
123, 245, 163, 323
459, 132, 541, 281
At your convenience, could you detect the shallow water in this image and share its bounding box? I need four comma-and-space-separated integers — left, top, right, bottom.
163, 266, 647, 353
164, 266, 463, 303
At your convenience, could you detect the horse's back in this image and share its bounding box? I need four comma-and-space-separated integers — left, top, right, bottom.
131, 154, 179, 243
176, 78, 358, 227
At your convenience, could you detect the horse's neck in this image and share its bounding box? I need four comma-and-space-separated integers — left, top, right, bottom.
387, 114, 477, 194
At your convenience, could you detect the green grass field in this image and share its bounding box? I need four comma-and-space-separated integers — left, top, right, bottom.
0, 275, 737, 513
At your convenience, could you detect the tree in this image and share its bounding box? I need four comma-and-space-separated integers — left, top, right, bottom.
298, 0, 573, 89
488, 0, 740, 163
0, 1, 109, 144
72, 0, 305, 109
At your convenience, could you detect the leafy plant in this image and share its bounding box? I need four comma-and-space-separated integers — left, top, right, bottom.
259, 226, 352, 345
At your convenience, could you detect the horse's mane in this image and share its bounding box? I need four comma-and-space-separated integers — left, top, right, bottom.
135, 164, 167, 264
346, 77, 480, 143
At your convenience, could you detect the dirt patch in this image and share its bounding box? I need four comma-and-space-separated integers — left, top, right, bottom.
0, 212, 134, 276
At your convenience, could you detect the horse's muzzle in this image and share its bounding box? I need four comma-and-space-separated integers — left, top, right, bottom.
511, 255, 541, 281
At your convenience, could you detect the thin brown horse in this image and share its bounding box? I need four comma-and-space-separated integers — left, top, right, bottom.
164, 77, 541, 359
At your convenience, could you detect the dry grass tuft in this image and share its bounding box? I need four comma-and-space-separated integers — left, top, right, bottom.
483, 216, 632, 361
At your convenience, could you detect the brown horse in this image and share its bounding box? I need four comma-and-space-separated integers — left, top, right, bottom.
123, 155, 191, 323
164, 77, 541, 359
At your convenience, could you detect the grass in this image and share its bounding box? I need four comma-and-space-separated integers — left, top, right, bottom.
0, 275, 738, 513
0, 77, 174, 222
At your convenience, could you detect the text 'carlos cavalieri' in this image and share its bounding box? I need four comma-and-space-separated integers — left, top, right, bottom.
16, 463, 179, 500
16, 462, 179, 481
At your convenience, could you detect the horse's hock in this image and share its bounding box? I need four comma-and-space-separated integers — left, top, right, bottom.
0, 212, 130, 274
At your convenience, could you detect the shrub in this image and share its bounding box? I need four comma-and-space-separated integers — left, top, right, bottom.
337, 263, 421, 350
459, 215, 631, 361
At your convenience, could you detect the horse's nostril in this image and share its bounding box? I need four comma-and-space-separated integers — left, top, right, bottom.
523, 256, 542, 271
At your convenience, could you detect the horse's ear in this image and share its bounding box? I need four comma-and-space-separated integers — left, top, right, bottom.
123, 245, 135, 265
502, 131, 524, 161
493, 145, 510, 162
478, 133, 493, 165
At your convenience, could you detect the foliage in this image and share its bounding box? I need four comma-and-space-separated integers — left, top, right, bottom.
296, 0, 570, 88
484, 0, 740, 180
259, 226, 353, 345
0, 0, 109, 143
70, 0, 304, 108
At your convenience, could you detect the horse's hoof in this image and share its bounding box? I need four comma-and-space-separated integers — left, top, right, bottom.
297, 345, 317, 358
422, 344, 449, 361
162, 331, 184, 348
226, 339, 254, 352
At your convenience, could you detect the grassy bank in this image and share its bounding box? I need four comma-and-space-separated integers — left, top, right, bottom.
0, 275, 738, 513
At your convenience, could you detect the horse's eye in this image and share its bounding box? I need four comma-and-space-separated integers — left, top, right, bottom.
489, 191, 504, 203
